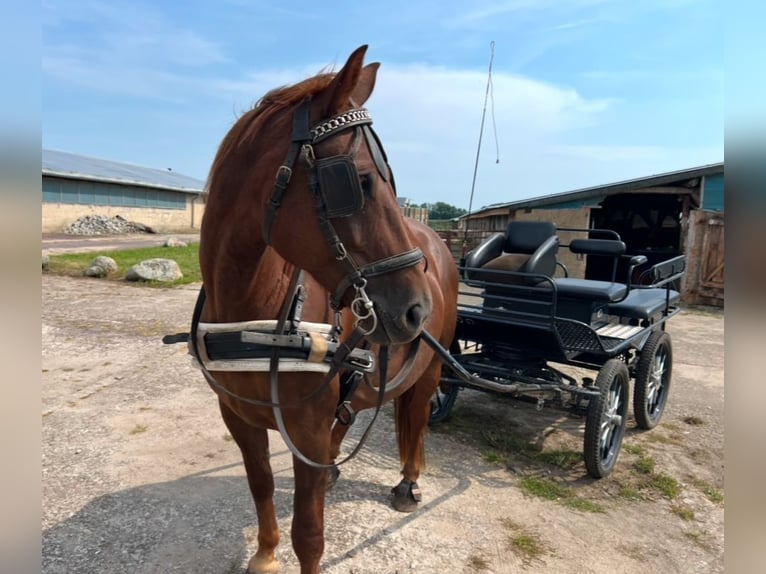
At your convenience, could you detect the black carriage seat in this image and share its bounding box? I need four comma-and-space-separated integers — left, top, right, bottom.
606, 252, 685, 319
549, 238, 630, 324
464, 221, 559, 285
607, 288, 681, 319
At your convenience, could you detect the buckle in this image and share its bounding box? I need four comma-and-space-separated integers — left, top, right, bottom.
275, 165, 292, 185
335, 402, 356, 426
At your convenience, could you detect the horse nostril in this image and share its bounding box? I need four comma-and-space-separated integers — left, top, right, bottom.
405, 303, 425, 330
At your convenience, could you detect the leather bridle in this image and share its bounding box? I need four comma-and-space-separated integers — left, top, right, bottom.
262, 99, 424, 333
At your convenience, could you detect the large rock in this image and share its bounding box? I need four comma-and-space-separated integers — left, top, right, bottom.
126, 259, 183, 282
85, 255, 118, 277
164, 237, 187, 248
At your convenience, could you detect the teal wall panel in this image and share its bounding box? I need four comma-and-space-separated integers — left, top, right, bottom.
702, 173, 724, 211
42, 177, 185, 210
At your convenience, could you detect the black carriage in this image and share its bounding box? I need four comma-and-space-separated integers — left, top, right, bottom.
425, 221, 686, 478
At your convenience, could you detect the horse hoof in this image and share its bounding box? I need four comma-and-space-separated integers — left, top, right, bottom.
391, 478, 421, 513
326, 464, 340, 491
247, 554, 279, 574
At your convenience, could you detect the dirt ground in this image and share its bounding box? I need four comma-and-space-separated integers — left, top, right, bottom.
42, 273, 724, 574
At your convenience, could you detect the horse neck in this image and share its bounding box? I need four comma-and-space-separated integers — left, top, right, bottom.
202, 232, 333, 325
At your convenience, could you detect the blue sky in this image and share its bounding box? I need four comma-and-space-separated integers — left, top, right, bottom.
42, 0, 724, 210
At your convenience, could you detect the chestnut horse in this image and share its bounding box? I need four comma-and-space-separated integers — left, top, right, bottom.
196, 45, 457, 573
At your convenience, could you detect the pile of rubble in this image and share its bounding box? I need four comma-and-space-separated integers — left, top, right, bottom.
64, 215, 155, 236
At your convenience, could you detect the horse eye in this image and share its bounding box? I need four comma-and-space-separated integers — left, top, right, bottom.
359, 174, 373, 196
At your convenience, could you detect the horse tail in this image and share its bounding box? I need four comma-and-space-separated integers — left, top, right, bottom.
394, 385, 427, 471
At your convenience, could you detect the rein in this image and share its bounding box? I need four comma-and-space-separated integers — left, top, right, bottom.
184, 269, 423, 469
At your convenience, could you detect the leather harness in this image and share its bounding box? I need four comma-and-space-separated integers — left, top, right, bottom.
165, 99, 427, 469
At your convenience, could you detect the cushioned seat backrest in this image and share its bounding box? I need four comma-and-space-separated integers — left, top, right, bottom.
504, 221, 557, 254
464, 221, 559, 284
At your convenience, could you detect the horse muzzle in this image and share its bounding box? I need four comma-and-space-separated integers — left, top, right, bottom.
366, 288, 432, 345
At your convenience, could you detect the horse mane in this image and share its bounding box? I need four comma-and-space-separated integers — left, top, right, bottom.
207, 72, 336, 189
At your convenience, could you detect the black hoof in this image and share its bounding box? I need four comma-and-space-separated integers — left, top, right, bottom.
391, 478, 421, 512
326, 464, 340, 491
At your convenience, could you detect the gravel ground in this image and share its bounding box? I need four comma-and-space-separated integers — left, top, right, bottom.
42, 274, 724, 573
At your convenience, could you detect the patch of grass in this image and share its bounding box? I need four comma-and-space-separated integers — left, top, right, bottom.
617, 485, 648, 502
519, 477, 605, 513
481, 429, 581, 470
519, 476, 570, 501
130, 424, 148, 435
662, 421, 682, 432
485, 451, 503, 464
623, 444, 646, 456
671, 504, 695, 520
46, 242, 201, 286
682, 415, 705, 426
535, 449, 582, 470
500, 519, 548, 566
649, 472, 681, 499
688, 477, 724, 504
510, 534, 545, 564
633, 455, 655, 475
466, 555, 491, 571
482, 429, 538, 457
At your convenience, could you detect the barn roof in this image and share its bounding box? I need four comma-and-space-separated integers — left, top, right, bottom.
468, 162, 724, 216
42, 149, 206, 194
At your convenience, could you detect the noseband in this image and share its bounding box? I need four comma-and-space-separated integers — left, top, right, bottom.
262, 99, 424, 331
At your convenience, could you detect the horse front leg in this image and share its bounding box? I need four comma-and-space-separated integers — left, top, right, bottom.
219, 400, 280, 574
291, 451, 331, 574
326, 422, 351, 490
391, 363, 441, 512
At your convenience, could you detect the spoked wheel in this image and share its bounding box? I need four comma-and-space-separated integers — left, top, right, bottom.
633, 330, 673, 430
584, 359, 630, 478
429, 381, 459, 425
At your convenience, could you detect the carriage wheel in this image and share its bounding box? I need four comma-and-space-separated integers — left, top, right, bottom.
429, 381, 459, 425
429, 339, 461, 425
633, 330, 673, 430
584, 359, 630, 478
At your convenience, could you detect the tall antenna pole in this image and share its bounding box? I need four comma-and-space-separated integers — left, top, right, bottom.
462, 40, 496, 259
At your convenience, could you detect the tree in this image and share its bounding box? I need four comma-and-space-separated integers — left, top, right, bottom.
427, 202, 467, 220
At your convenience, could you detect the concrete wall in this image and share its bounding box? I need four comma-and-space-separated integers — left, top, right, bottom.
42, 196, 206, 233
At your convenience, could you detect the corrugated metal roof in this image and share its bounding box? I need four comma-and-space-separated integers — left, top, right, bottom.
42, 149, 206, 194
467, 162, 724, 217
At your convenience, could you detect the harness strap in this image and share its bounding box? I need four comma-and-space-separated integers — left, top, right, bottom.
263, 100, 313, 245
188, 278, 343, 409
330, 247, 424, 309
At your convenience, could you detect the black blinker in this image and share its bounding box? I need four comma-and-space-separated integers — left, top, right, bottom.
316, 156, 364, 218
362, 125, 390, 183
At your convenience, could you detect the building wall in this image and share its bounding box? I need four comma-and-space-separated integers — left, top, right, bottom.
701, 173, 724, 211
42, 197, 205, 232
42, 175, 205, 232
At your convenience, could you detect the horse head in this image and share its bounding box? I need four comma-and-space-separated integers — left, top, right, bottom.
212, 45, 431, 345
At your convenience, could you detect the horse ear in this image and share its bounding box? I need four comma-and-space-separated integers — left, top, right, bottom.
317, 45, 369, 116
350, 62, 380, 107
